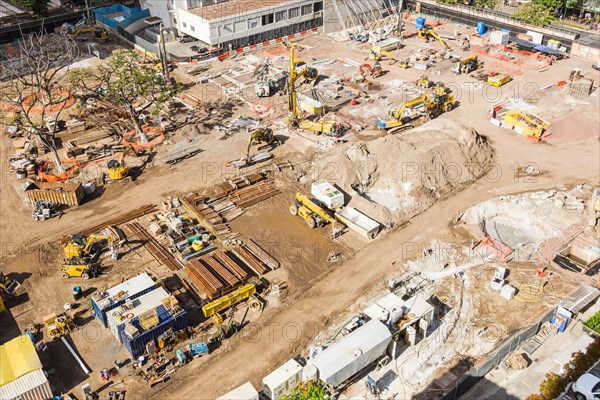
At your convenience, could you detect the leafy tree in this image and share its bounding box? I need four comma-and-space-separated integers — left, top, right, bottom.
68, 49, 182, 143
281, 381, 328, 400
525, 395, 545, 400
0, 33, 80, 173
435, 0, 498, 8
539, 372, 567, 400
513, 0, 578, 26
11, 0, 49, 17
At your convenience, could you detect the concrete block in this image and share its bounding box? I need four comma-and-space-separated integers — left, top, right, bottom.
490, 279, 505, 291
501, 284, 517, 300
414, 63, 428, 71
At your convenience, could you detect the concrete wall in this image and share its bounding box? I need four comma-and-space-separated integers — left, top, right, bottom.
571, 42, 600, 61
322, 0, 400, 34
141, 0, 175, 29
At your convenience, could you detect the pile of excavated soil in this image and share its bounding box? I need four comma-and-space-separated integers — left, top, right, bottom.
305, 119, 494, 225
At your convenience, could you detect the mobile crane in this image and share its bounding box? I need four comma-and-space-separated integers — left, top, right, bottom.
417, 28, 449, 49
283, 41, 345, 137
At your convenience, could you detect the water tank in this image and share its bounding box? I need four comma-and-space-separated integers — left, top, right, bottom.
476, 22, 486, 35
302, 364, 318, 382
416, 17, 426, 30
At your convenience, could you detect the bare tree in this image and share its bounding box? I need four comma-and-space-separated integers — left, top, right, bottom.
0, 32, 80, 173
68, 49, 182, 143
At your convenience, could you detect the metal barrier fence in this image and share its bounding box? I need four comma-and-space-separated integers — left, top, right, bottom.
435, 308, 556, 400
116, 25, 159, 55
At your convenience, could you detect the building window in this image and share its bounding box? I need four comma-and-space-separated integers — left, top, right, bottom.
314, 1, 323, 12
187, 0, 202, 8
191, 25, 195, 31
275, 10, 286, 21
182, 21, 187, 27
289, 7, 299, 18
301, 4, 312, 15
249, 18, 259, 29
262, 13, 274, 25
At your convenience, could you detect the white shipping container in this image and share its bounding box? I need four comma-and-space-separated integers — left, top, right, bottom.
490, 31, 509, 45
217, 382, 259, 400
311, 181, 344, 210
335, 207, 380, 239
263, 359, 303, 400
526, 30, 544, 44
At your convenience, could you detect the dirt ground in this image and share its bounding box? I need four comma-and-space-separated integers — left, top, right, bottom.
1, 21, 599, 400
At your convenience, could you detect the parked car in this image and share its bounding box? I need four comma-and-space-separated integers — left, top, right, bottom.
191, 45, 207, 54
573, 370, 600, 400
177, 35, 196, 43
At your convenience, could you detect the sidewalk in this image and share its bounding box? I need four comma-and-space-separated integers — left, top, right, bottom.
461, 301, 600, 399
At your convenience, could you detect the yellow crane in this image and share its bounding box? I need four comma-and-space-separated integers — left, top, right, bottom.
417, 28, 449, 49
289, 192, 343, 236
368, 49, 394, 65
284, 41, 345, 137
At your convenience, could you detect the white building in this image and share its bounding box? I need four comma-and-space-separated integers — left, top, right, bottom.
263, 358, 303, 400
139, 0, 323, 49
217, 382, 259, 400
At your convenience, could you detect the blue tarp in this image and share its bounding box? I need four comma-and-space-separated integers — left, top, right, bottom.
533, 45, 559, 55
508, 37, 536, 49
93, 5, 150, 29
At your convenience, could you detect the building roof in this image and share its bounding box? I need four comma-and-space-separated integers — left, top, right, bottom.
187, 0, 301, 22
0, 335, 42, 386
560, 283, 599, 313
106, 287, 170, 329
217, 382, 259, 400
263, 358, 303, 389
363, 293, 434, 325
92, 273, 156, 311
0, 369, 51, 400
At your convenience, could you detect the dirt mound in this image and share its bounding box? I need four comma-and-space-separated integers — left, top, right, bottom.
308, 119, 494, 225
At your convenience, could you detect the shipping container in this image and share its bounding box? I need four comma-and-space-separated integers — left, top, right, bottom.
335, 207, 380, 239
25, 181, 85, 207
490, 30, 509, 45
92, 273, 157, 327
106, 287, 170, 342
217, 382, 259, 400
308, 320, 391, 388
120, 305, 188, 359
263, 359, 303, 400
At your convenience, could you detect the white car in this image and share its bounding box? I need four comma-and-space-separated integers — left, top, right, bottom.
573, 371, 600, 400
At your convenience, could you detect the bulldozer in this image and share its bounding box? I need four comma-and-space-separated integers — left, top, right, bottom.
44, 313, 74, 340
417, 28, 449, 49
289, 192, 343, 236
416, 75, 434, 89
64, 226, 125, 260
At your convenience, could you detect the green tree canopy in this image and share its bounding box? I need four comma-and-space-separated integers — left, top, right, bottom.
281, 381, 328, 400
11, 0, 49, 17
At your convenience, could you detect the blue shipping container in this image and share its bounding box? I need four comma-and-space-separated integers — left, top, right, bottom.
120, 305, 188, 358
476, 22, 486, 35
416, 17, 426, 30
93, 285, 156, 327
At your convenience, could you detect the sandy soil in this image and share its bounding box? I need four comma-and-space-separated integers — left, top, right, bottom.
0, 26, 599, 400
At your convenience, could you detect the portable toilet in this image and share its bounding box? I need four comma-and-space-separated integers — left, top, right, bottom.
476, 22, 486, 35
416, 17, 426, 29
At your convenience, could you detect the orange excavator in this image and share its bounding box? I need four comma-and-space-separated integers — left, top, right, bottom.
359, 62, 383, 78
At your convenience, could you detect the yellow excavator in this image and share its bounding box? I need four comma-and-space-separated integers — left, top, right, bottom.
289, 192, 343, 236
64, 226, 125, 260
246, 127, 276, 158
417, 28, 449, 49
72, 27, 109, 41
284, 41, 345, 137
0, 272, 22, 298
452, 55, 479, 75
368, 49, 394, 65
377, 87, 455, 132
107, 146, 138, 181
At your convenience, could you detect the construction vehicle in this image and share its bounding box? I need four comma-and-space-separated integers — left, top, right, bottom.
368, 49, 394, 65
416, 75, 434, 89
246, 127, 276, 157
157, 329, 178, 351
61, 258, 97, 279
107, 154, 129, 181
71, 27, 109, 41
377, 89, 455, 131
397, 59, 410, 69
452, 55, 479, 75
284, 41, 345, 137
44, 313, 74, 340
63, 226, 125, 260
289, 192, 343, 236
487, 74, 511, 87
0, 272, 22, 298
417, 28, 449, 49
359, 63, 383, 78
503, 110, 551, 141
253, 61, 276, 97
32, 200, 61, 221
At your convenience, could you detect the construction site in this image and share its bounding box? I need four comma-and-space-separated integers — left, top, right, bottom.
0, 2, 599, 400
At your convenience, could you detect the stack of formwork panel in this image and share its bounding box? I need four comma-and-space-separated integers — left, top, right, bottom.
244, 239, 280, 270
228, 180, 279, 208
185, 259, 223, 299
230, 245, 269, 275
213, 249, 249, 281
